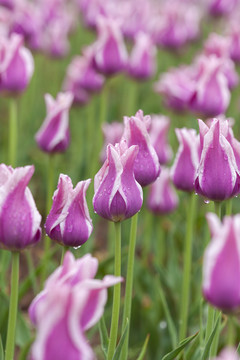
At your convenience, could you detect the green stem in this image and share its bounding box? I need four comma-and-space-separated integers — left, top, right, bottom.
142, 211, 153, 266
227, 316, 235, 346
179, 192, 197, 341
25, 250, 37, 294
156, 217, 165, 267
121, 213, 138, 360
204, 305, 215, 342
107, 221, 122, 360
5, 251, 20, 360
210, 311, 222, 357
61, 246, 69, 264
8, 98, 18, 167
225, 199, 232, 216
214, 202, 222, 219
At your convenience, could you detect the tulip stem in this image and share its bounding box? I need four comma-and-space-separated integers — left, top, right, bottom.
205, 305, 215, 342
5, 251, 19, 360
214, 202, 222, 219
61, 246, 69, 264
227, 316, 235, 345
225, 199, 232, 216
142, 210, 153, 266
121, 213, 138, 360
179, 192, 197, 341
8, 98, 18, 167
107, 221, 121, 360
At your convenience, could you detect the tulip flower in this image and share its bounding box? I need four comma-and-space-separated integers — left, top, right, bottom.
147, 167, 178, 215
93, 16, 128, 76
189, 56, 230, 117
228, 22, 240, 63
203, 33, 231, 58
171, 128, 200, 192
29, 251, 123, 360
208, 0, 238, 16
0, 33, 34, 94
35, 92, 73, 153
195, 118, 240, 201
93, 140, 143, 222
45, 174, 93, 247
149, 115, 172, 165
100, 121, 124, 162
123, 110, 160, 187
203, 213, 240, 312
128, 32, 156, 80
0, 164, 41, 251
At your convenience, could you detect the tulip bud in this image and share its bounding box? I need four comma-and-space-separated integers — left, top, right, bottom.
0, 164, 41, 251
189, 56, 230, 117
123, 110, 160, 186
149, 115, 172, 165
203, 213, 240, 312
171, 128, 200, 192
195, 118, 240, 201
29, 251, 123, 360
0, 33, 34, 94
128, 32, 156, 80
35, 92, 73, 153
147, 167, 178, 215
45, 175, 93, 247
94, 17, 128, 76
93, 140, 143, 222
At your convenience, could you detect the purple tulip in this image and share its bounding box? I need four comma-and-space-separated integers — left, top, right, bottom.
123, 110, 160, 187
0, 33, 34, 93
0, 0, 14, 9
93, 140, 143, 222
203, 213, 240, 312
171, 128, 200, 192
35, 92, 73, 153
128, 32, 156, 80
189, 56, 231, 117
208, 0, 238, 16
100, 121, 124, 162
29, 251, 123, 360
203, 33, 231, 58
0, 164, 41, 251
195, 118, 240, 201
147, 167, 178, 215
228, 22, 240, 63
93, 17, 128, 76
149, 115, 172, 165
45, 175, 93, 247
154, 66, 195, 112
212, 348, 239, 360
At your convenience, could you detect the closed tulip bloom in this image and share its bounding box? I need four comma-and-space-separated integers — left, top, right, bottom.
147, 167, 178, 215
0, 164, 41, 251
94, 17, 128, 76
189, 56, 230, 117
208, 0, 238, 16
35, 92, 73, 153
171, 128, 200, 192
195, 118, 240, 201
212, 348, 239, 360
0, 33, 34, 93
128, 32, 156, 80
93, 140, 143, 222
45, 175, 93, 247
123, 110, 160, 186
29, 252, 122, 360
149, 115, 172, 165
203, 213, 240, 312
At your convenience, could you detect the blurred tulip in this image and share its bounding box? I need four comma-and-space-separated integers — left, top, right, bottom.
149, 115, 172, 165
45, 175, 93, 247
208, 0, 238, 16
171, 128, 199, 192
212, 348, 239, 360
35, 92, 73, 153
93, 140, 143, 222
195, 118, 240, 201
123, 110, 160, 186
147, 167, 178, 215
203, 213, 240, 312
0, 33, 34, 94
0, 164, 41, 251
100, 121, 124, 162
29, 251, 122, 360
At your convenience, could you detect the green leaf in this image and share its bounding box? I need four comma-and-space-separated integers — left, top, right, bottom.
158, 284, 178, 348
162, 332, 199, 360
112, 319, 129, 360
136, 334, 150, 360
236, 342, 240, 355
201, 313, 221, 360
15, 313, 31, 347
98, 316, 109, 359
185, 331, 200, 360
0, 335, 4, 360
